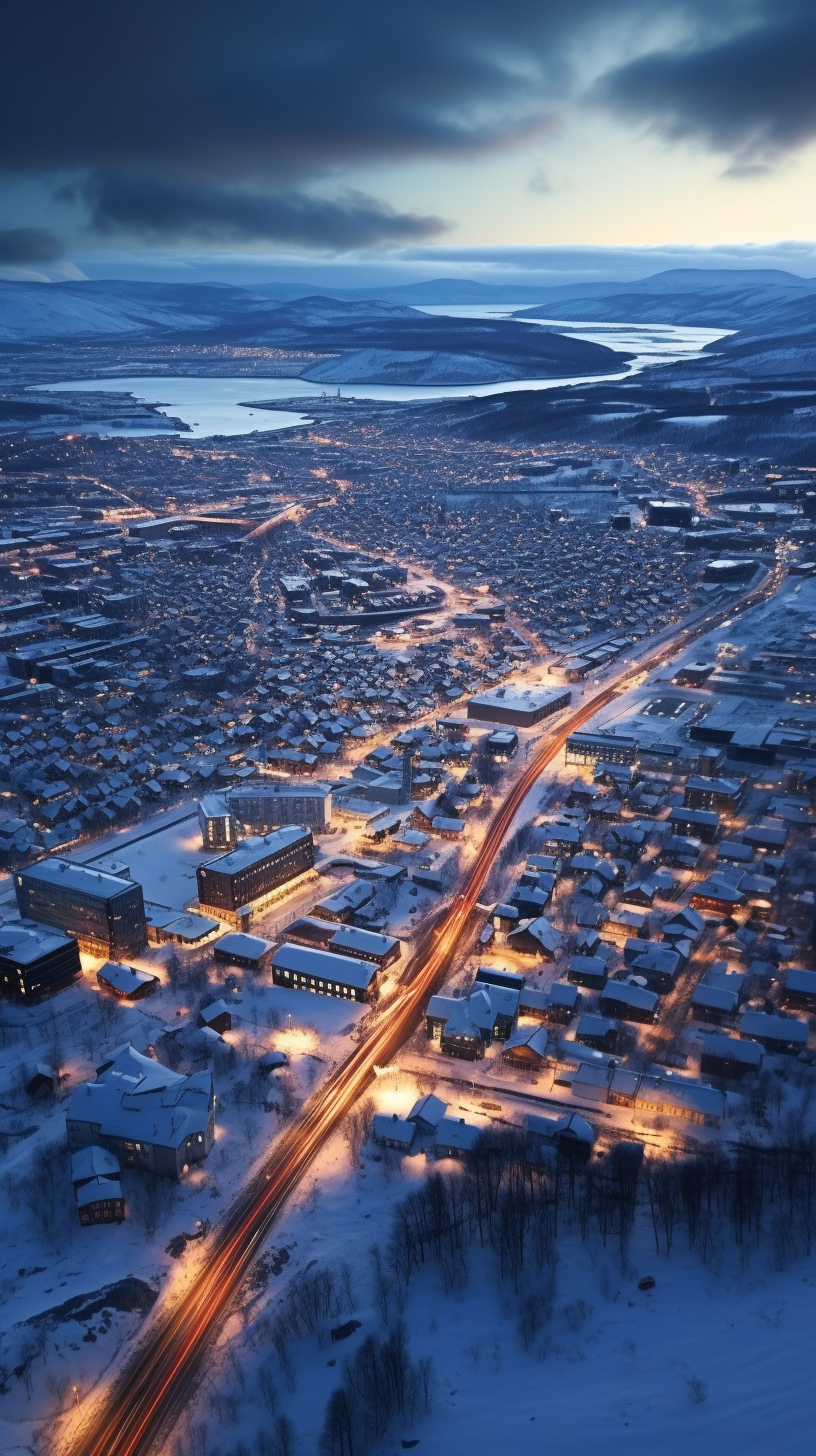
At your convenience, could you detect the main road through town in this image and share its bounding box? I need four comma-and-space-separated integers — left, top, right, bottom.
64, 560, 783, 1456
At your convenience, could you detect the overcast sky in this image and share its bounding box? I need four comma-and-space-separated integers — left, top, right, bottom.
2, 0, 816, 282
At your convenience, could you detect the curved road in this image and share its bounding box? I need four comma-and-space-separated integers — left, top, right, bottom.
64, 563, 781, 1456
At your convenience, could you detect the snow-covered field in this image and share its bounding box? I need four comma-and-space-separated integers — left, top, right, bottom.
141, 1092, 816, 1456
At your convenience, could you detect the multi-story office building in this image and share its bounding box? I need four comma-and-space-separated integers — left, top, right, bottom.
0, 920, 82, 1002
197, 782, 333, 849
15, 860, 147, 959
196, 827, 314, 917
229, 781, 333, 833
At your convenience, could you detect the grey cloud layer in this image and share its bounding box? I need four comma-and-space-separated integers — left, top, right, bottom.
597, 4, 816, 165
2, 0, 815, 250
0, 228, 64, 264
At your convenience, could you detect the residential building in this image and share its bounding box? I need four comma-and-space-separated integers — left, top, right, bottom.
228, 780, 333, 833
97, 961, 160, 1000
66, 1043, 215, 1180
565, 732, 638, 767
198, 793, 236, 850
600, 980, 659, 1024
699, 1033, 763, 1081
71, 1145, 125, 1225
213, 932, 275, 970
372, 1114, 416, 1152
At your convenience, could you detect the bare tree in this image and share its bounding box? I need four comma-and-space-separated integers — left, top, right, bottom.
343, 1098, 374, 1168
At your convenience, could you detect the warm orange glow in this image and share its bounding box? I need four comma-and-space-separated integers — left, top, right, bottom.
63, 564, 777, 1456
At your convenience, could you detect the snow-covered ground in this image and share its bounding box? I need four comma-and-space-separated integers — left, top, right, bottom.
0, 948, 370, 1450
116, 1080, 816, 1456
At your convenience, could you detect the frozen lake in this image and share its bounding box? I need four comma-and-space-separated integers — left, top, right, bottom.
38, 316, 731, 439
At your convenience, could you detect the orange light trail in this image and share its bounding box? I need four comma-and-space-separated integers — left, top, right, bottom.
63, 565, 779, 1456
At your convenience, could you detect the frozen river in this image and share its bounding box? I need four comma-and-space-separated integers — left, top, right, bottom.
39, 314, 731, 439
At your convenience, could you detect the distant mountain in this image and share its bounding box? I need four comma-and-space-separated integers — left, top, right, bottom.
0, 282, 630, 385
4, 268, 816, 345
516, 269, 816, 329
0, 279, 264, 342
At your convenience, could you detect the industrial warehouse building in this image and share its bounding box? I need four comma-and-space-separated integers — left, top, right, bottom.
467, 683, 571, 728
0, 919, 82, 1002
196, 826, 314, 919
271, 941, 380, 1002
15, 859, 147, 960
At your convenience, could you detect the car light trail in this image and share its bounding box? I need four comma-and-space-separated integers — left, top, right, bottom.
63, 567, 778, 1456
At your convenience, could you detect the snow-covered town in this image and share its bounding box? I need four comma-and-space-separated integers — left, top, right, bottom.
1, 402, 816, 1456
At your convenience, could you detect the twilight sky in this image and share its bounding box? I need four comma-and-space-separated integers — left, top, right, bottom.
2, 0, 816, 282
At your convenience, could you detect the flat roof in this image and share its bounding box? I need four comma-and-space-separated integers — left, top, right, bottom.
468, 684, 569, 712
229, 781, 333, 799
19, 858, 138, 898
0, 919, 76, 964
201, 826, 311, 875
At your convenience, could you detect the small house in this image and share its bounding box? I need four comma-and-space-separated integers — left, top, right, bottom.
518, 987, 550, 1020
575, 1013, 621, 1054
699, 1032, 763, 1081
426, 994, 458, 1041
524, 1110, 595, 1159
691, 982, 739, 1024
738, 1009, 808, 1055
97, 961, 160, 1000
691, 878, 745, 916
600, 980, 659, 1025
781, 969, 816, 1014
440, 997, 486, 1060
567, 955, 608, 990
545, 981, 580, 1024
71, 1145, 124, 1225
372, 1114, 416, 1153
198, 999, 233, 1035
433, 1117, 481, 1159
500, 1024, 549, 1071
628, 944, 681, 994
213, 932, 275, 970
407, 1093, 448, 1133
506, 916, 563, 959
25, 1062, 57, 1098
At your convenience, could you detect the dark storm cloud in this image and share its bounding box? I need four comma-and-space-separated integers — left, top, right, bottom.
73, 173, 447, 249
0, 227, 63, 264
0, 0, 608, 247
2, 0, 815, 249
1, 0, 583, 177
595, 4, 816, 165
